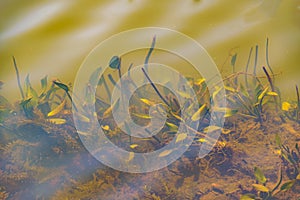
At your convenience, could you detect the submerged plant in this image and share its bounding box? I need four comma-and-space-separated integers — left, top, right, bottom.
241, 166, 297, 200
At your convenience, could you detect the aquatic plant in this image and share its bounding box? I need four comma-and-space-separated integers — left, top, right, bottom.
240, 165, 298, 200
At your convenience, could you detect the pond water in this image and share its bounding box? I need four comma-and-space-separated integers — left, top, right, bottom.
0, 1, 300, 199
0, 0, 299, 100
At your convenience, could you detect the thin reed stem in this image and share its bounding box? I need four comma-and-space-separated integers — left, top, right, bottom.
12, 56, 24, 99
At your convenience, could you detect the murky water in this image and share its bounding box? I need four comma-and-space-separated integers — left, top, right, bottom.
0, 1, 300, 199
0, 0, 299, 100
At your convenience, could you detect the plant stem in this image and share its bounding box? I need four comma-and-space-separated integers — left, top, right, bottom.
144, 36, 156, 74
245, 47, 253, 91
296, 85, 299, 122
266, 38, 274, 76
12, 56, 24, 99
141, 68, 170, 107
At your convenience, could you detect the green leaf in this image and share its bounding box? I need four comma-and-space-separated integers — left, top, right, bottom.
280, 180, 295, 191
109, 56, 120, 69
53, 81, 69, 92
231, 53, 237, 66
254, 167, 267, 184
40, 76, 48, 93
252, 184, 269, 193
24, 75, 38, 101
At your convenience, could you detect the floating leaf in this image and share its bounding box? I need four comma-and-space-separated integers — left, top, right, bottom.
47, 118, 66, 124
281, 102, 291, 111
252, 184, 269, 193
191, 104, 207, 121
130, 144, 138, 149
47, 100, 66, 117
175, 133, 187, 143
280, 180, 295, 191
158, 150, 172, 157
254, 167, 267, 184
109, 56, 120, 69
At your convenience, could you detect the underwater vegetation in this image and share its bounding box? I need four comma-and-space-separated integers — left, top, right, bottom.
0, 37, 299, 199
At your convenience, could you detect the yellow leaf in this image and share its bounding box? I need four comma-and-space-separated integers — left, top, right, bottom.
204, 126, 222, 133
282, 102, 291, 111
140, 98, 155, 106
101, 125, 110, 131
191, 104, 207, 121
252, 184, 269, 192
130, 144, 138, 149
222, 129, 232, 135
194, 78, 206, 86
47, 118, 66, 124
158, 150, 172, 157
198, 138, 206, 143
267, 91, 278, 96
224, 86, 236, 93
132, 113, 152, 119
170, 111, 182, 121
175, 133, 187, 143
258, 87, 269, 100
166, 122, 178, 131
47, 100, 66, 117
